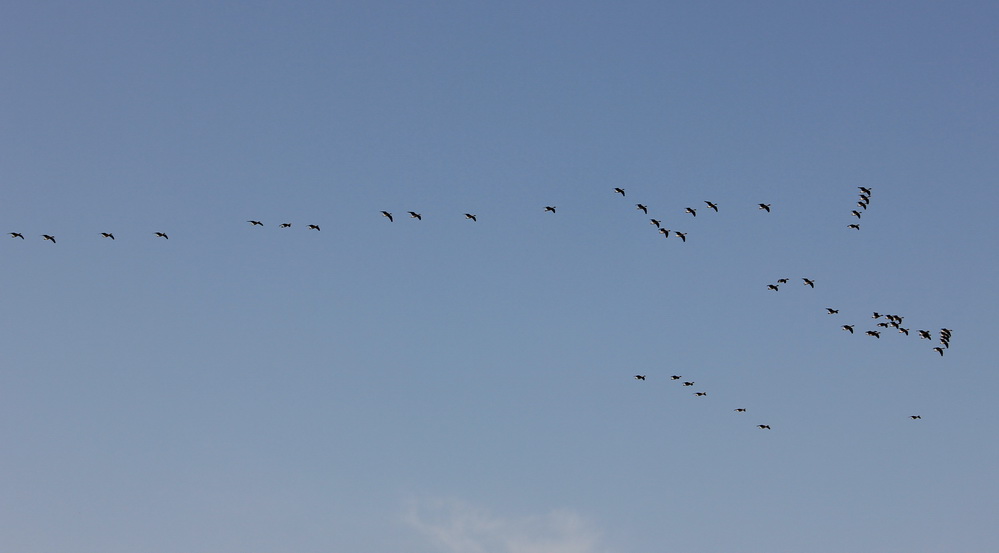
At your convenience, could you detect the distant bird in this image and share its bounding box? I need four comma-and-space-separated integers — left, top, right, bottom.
636, 204, 648, 214
826, 308, 839, 314
847, 224, 861, 230
279, 223, 292, 228
658, 228, 670, 237
857, 202, 868, 210
694, 392, 707, 396
154, 232, 169, 239
734, 408, 747, 412
675, 231, 687, 242
910, 415, 922, 420
872, 312, 883, 319
866, 330, 881, 338
247, 220, 263, 226
42, 234, 56, 243
933, 347, 945, 356
682, 381, 694, 386
842, 325, 855, 333
802, 278, 815, 288
381, 211, 394, 222
851, 210, 862, 218
684, 207, 696, 217
634, 375, 646, 380
408, 212, 422, 220
858, 186, 872, 195
704, 201, 718, 212
776, 278, 789, 284
671, 375, 682, 380
767, 284, 780, 291
650, 219, 661, 228
613, 188, 626, 196
758, 425, 771, 430
877, 322, 890, 328
308, 224, 320, 231
9, 232, 24, 239
544, 206, 557, 213
899, 327, 910, 336
758, 203, 771, 212
464, 213, 477, 222
918, 330, 932, 340
101, 232, 115, 240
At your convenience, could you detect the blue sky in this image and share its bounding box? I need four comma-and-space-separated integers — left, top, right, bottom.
3, 1, 998, 552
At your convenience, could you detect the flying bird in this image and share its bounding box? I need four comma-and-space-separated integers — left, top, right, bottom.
308, 224, 320, 231
866, 330, 881, 338
671, 375, 682, 380
9, 232, 24, 239
932, 347, 945, 356
758, 425, 771, 430
842, 325, 855, 333
658, 228, 670, 237
776, 278, 789, 284
381, 211, 394, 222
910, 415, 922, 420
465, 213, 477, 222
247, 220, 263, 226
101, 232, 115, 240
758, 203, 771, 212
694, 392, 707, 396
42, 234, 56, 243
704, 201, 718, 212
858, 186, 872, 195
767, 284, 780, 291
636, 204, 648, 214
826, 308, 839, 314
857, 202, 868, 210
684, 207, 696, 217
851, 210, 862, 218
279, 223, 292, 228
544, 206, 557, 213
734, 408, 747, 412
802, 278, 815, 288
899, 327, 910, 336
682, 381, 694, 386
847, 224, 860, 230
408, 212, 422, 220
650, 219, 661, 228
613, 188, 626, 196
674, 231, 687, 242
918, 330, 932, 340
154, 232, 169, 239
634, 375, 646, 380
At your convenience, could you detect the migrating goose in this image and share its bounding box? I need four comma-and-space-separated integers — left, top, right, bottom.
308, 224, 320, 231
154, 232, 169, 239
932, 347, 944, 356
464, 213, 477, 222
684, 207, 696, 217
671, 375, 682, 380
9, 232, 24, 239
658, 228, 670, 237
636, 204, 648, 214
634, 375, 646, 380
918, 330, 932, 340
876, 322, 891, 328
682, 381, 694, 386
42, 234, 56, 243
758, 203, 771, 212
802, 278, 815, 288
842, 325, 855, 333
767, 284, 780, 291
544, 206, 556, 213
776, 278, 789, 284
704, 201, 718, 212
694, 392, 707, 397
381, 211, 394, 222
910, 415, 922, 420
858, 186, 872, 195
899, 327, 910, 335
650, 219, 661, 228
734, 408, 747, 412
826, 308, 839, 314
847, 224, 860, 230
866, 330, 881, 338
613, 187, 626, 196
857, 202, 868, 210
279, 223, 292, 228
101, 233, 115, 240
872, 312, 883, 319
758, 425, 771, 430
408, 212, 422, 220
247, 220, 263, 226
851, 210, 862, 218
674, 231, 687, 242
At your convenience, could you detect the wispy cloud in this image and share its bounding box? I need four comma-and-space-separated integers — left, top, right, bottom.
404, 498, 610, 553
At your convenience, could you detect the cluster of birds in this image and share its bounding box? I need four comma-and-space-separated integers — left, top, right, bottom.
8, 231, 171, 242
836, 311, 954, 356
847, 186, 872, 230
610, 187, 774, 242
633, 374, 773, 429
767, 277, 816, 292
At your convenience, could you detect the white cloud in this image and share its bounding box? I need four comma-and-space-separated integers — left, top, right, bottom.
404, 498, 610, 553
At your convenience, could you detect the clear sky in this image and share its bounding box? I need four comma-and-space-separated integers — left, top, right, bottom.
3, 1, 998, 552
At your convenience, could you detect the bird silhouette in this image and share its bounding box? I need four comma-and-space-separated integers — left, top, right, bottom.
826, 308, 839, 314
694, 392, 707, 396
734, 408, 747, 412
408, 212, 422, 220
866, 330, 881, 338
933, 347, 945, 356
650, 219, 661, 228
758, 203, 771, 212
280, 223, 292, 228
101, 233, 115, 240
802, 278, 815, 288
544, 206, 557, 213
767, 284, 780, 291
758, 425, 771, 430
154, 232, 169, 239
380, 211, 394, 222
910, 415, 922, 420
847, 224, 861, 230
675, 231, 687, 242
658, 228, 670, 237
634, 375, 646, 380
685, 207, 696, 217
308, 224, 320, 231
247, 220, 263, 226
918, 330, 932, 340
776, 278, 789, 284
682, 381, 694, 386
705, 201, 718, 212
858, 186, 872, 195
842, 325, 855, 333
636, 204, 648, 214
465, 213, 477, 222
42, 234, 56, 243
671, 375, 682, 380
9, 232, 24, 239
613, 188, 626, 196
851, 210, 862, 218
